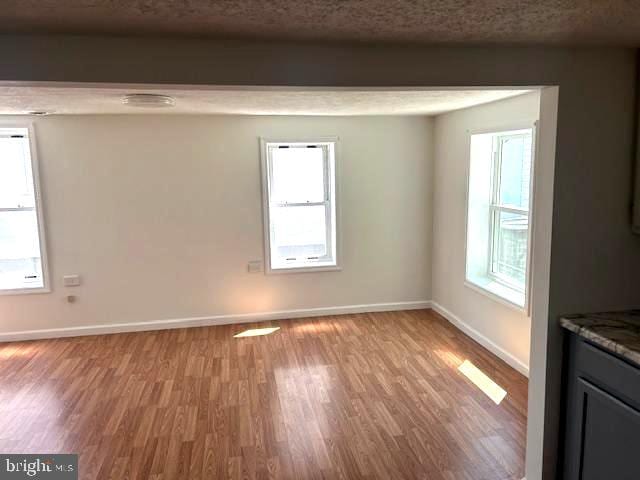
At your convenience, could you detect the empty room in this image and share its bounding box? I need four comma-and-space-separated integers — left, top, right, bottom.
1, 3, 640, 480
0, 85, 548, 479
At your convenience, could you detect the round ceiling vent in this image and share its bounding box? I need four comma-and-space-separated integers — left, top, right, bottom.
122, 94, 175, 108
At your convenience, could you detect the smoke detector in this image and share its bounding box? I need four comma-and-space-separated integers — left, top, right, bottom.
122, 94, 175, 108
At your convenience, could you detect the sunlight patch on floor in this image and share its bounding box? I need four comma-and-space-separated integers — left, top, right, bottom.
434, 349, 464, 367
234, 327, 280, 338
0, 346, 33, 359
458, 359, 507, 405
292, 321, 338, 334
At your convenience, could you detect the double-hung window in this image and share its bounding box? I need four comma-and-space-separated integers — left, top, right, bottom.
465, 127, 534, 309
0, 127, 48, 293
261, 138, 338, 273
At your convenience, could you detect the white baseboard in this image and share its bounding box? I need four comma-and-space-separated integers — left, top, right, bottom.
430, 301, 529, 377
0, 300, 432, 343
1, 300, 530, 378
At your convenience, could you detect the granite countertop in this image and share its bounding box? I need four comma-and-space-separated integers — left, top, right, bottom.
560, 310, 640, 366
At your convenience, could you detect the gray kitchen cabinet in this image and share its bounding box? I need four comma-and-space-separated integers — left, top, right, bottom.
562, 333, 640, 479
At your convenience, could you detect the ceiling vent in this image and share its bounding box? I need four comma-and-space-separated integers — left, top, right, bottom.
122, 94, 175, 108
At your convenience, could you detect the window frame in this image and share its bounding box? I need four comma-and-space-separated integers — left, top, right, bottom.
463, 123, 537, 312
0, 122, 50, 295
260, 137, 341, 274
487, 132, 532, 292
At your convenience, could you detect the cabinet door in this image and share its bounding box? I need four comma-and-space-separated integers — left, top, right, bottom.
568, 378, 640, 479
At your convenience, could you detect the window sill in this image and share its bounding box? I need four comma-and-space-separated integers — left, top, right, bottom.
464, 275, 526, 313
0, 285, 50, 296
267, 264, 341, 275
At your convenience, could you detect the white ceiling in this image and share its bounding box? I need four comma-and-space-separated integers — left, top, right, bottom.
0, 85, 532, 116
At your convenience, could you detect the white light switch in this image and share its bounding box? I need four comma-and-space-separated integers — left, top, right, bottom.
63, 274, 81, 287
247, 261, 263, 273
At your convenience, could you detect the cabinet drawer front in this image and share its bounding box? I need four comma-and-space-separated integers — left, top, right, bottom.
574, 338, 640, 410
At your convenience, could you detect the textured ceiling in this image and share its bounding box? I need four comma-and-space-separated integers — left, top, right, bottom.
1, 1, 639, 46
0, 85, 531, 116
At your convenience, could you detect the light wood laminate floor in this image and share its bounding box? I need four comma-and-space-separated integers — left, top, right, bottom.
0, 309, 527, 479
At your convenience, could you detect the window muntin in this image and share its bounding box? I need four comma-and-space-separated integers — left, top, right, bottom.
0, 127, 47, 292
466, 128, 534, 308
262, 140, 337, 272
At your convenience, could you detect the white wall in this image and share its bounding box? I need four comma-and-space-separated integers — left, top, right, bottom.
0, 114, 433, 336
431, 92, 541, 374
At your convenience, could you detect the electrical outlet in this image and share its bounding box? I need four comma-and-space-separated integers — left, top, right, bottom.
63, 274, 81, 287
247, 260, 263, 273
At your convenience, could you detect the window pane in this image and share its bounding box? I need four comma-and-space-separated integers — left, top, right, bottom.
491, 210, 528, 289
271, 205, 327, 261
0, 209, 43, 289
497, 134, 532, 209
0, 137, 35, 209
270, 146, 325, 204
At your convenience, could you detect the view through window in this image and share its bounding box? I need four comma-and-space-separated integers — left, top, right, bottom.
261, 139, 338, 272
0, 127, 46, 292
466, 127, 534, 307
489, 132, 532, 289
